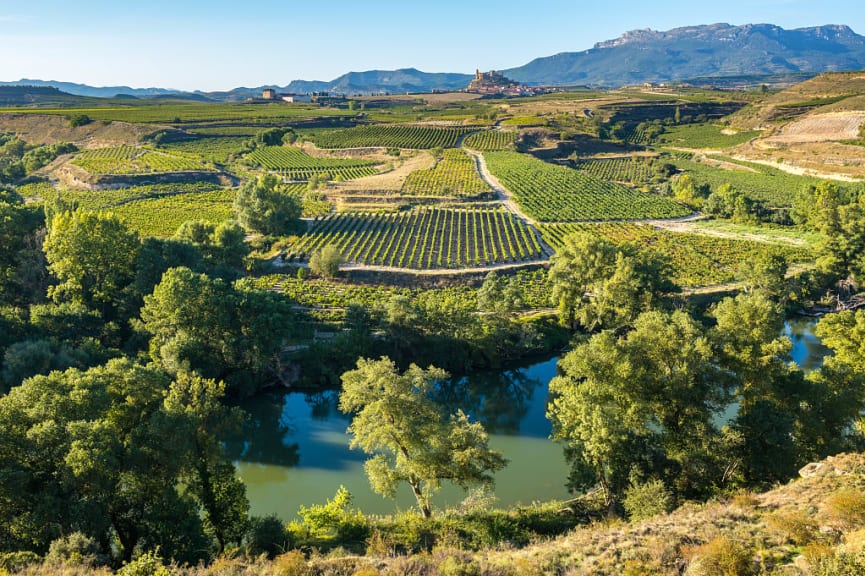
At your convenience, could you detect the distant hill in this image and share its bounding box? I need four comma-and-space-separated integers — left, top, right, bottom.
505, 23, 865, 86
0, 85, 91, 106
0, 79, 187, 99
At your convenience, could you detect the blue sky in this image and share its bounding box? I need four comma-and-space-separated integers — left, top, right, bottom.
0, 0, 862, 91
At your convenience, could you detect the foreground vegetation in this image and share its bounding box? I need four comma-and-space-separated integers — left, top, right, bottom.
1, 78, 865, 575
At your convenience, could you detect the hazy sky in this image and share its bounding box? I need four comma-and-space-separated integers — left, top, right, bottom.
0, 0, 862, 91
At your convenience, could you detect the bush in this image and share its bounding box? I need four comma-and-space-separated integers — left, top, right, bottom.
309, 245, 344, 278
117, 550, 173, 576
825, 488, 865, 529
624, 479, 674, 521
46, 532, 106, 566
272, 550, 308, 576
0, 551, 39, 571
69, 114, 92, 128
245, 515, 289, 558
766, 510, 820, 545
685, 536, 753, 576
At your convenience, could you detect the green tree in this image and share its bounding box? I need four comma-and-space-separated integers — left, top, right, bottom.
0, 359, 244, 562
234, 174, 302, 236
548, 233, 675, 331
548, 310, 723, 507
174, 220, 249, 270
43, 210, 140, 319
308, 245, 344, 278
339, 357, 506, 518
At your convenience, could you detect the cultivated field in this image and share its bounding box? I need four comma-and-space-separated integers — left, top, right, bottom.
285, 207, 546, 269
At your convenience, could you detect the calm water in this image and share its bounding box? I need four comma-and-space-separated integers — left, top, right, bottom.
229, 319, 827, 520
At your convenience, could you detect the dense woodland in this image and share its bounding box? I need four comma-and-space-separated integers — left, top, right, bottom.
0, 79, 864, 575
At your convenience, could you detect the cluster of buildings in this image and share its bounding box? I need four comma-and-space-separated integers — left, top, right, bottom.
466, 70, 558, 97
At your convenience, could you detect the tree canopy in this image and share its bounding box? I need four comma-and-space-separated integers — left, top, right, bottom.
339, 357, 506, 518
234, 174, 302, 236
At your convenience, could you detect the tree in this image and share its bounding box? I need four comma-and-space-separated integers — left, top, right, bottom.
548, 232, 675, 331
43, 210, 140, 319
672, 174, 709, 209
548, 310, 723, 507
309, 245, 344, 278
140, 268, 296, 391
174, 220, 249, 270
234, 174, 302, 236
339, 357, 506, 518
0, 359, 247, 562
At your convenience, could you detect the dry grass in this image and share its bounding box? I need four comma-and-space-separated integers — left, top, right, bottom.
0, 114, 156, 148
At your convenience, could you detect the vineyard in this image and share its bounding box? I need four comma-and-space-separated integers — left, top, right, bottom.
160, 136, 250, 164
668, 155, 835, 207
72, 146, 211, 174
576, 158, 653, 183
311, 125, 475, 149
401, 149, 491, 198
285, 207, 545, 269
111, 189, 235, 237
245, 146, 379, 181
484, 152, 690, 221
59, 182, 221, 210
539, 222, 810, 287
656, 124, 761, 149
463, 130, 517, 151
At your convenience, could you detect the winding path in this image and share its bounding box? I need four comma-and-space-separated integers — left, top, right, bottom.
462, 145, 556, 257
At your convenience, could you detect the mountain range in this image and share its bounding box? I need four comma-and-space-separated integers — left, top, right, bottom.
2, 23, 864, 100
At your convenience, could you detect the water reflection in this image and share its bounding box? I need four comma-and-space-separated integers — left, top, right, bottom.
231, 320, 825, 519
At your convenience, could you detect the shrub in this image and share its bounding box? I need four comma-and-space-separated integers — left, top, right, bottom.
436, 551, 481, 576
309, 245, 344, 278
46, 532, 105, 566
825, 488, 865, 529
685, 536, 754, 576
245, 515, 289, 558
273, 550, 308, 576
117, 550, 173, 576
0, 551, 39, 571
69, 114, 92, 128
766, 510, 820, 545
624, 479, 674, 521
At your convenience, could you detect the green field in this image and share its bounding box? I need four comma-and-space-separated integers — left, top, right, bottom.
576, 158, 654, 183
160, 136, 250, 164
485, 152, 689, 221
656, 124, 761, 149
668, 155, 837, 206
72, 146, 211, 174
463, 130, 518, 151
246, 146, 379, 181
401, 149, 490, 198
111, 189, 235, 237
0, 102, 354, 124
312, 125, 475, 149
540, 221, 810, 287
286, 207, 545, 269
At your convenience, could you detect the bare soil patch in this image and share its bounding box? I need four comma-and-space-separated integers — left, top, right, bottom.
0, 113, 157, 148
763, 111, 865, 144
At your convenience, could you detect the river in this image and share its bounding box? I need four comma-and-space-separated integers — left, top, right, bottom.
228, 318, 829, 520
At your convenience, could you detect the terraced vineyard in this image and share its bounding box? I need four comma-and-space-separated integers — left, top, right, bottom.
657, 124, 761, 149
286, 207, 545, 269
540, 222, 810, 287
463, 130, 517, 151
576, 158, 653, 183
160, 136, 250, 164
401, 149, 491, 198
246, 146, 378, 181
111, 189, 235, 237
485, 152, 689, 221
312, 125, 475, 149
72, 146, 211, 174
